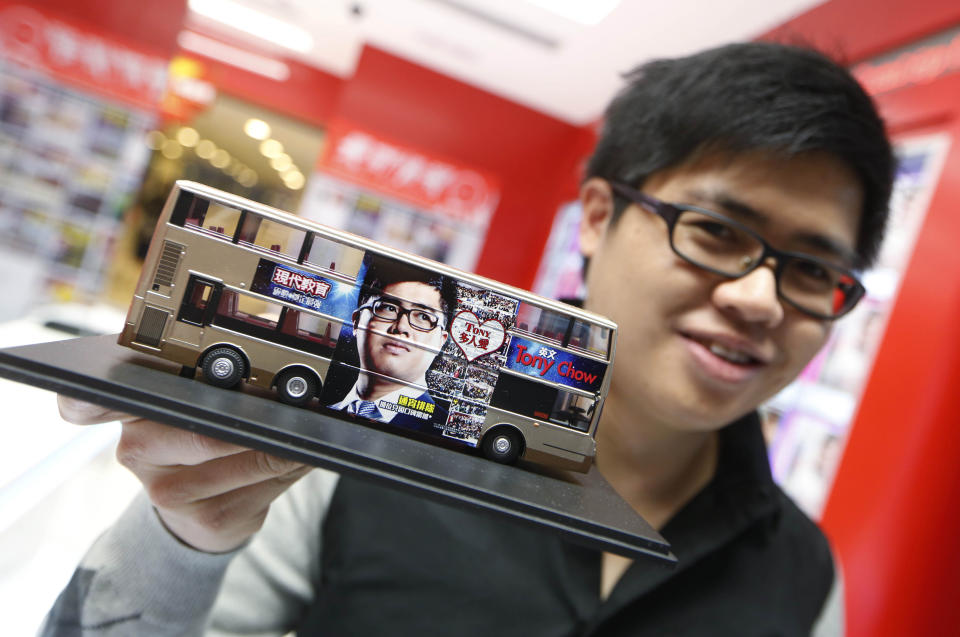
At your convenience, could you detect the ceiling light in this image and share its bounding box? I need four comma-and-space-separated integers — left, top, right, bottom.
523, 0, 620, 25
187, 0, 313, 53
178, 31, 290, 81
282, 171, 305, 190
259, 139, 284, 158
161, 139, 183, 160
196, 139, 217, 159
176, 127, 200, 147
145, 130, 166, 150
239, 168, 258, 187
211, 149, 231, 168
270, 154, 293, 172
244, 118, 271, 140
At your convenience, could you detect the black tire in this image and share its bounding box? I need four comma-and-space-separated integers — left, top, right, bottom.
202, 347, 246, 389
276, 368, 319, 407
481, 428, 523, 465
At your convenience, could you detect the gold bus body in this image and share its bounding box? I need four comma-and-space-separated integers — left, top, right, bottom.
119, 181, 617, 473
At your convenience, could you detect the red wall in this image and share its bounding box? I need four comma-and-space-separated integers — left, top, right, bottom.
28, 0, 187, 57
335, 47, 595, 286
764, 2, 960, 635
180, 42, 595, 289
763, 0, 960, 63
199, 42, 596, 287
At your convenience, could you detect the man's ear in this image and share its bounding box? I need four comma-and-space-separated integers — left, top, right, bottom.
579, 178, 615, 259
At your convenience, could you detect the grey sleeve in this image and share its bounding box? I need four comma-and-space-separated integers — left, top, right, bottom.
38, 469, 339, 637
207, 469, 339, 636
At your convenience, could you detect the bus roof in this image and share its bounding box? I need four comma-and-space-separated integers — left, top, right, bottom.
173, 180, 617, 331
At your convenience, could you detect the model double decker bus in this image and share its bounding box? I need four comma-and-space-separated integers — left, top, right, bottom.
119, 181, 616, 472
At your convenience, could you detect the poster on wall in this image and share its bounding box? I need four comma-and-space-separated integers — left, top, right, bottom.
0, 3, 163, 318
767, 132, 952, 518
532, 201, 586, 301
297, 123, 500, 272
0, 62, 154, 318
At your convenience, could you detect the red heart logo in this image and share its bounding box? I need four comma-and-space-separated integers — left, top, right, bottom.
450, 311, 505, 362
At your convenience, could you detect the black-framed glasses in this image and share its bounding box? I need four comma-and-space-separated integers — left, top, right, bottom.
610, 182, 866, 320
361, 297, 445, 332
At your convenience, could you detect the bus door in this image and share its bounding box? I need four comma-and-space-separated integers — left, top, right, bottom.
174, 275, 222, 346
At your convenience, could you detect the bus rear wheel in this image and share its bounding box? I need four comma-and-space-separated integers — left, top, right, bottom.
276, 368, 318, 407
481, 428, 523, 465
202, 347, 246, 389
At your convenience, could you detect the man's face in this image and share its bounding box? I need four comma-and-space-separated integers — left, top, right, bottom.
580, 151, 863, 433
354, 281, 449, 386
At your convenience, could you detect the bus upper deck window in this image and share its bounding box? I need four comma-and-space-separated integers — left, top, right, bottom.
248, 217, 306, 260
569, 320, 610, 358
200, 203, 241, 239
516, 303, 569, 343
171, 192, 209, 228
305, 235, 364, 278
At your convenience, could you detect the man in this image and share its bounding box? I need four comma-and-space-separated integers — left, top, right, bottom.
324, 260, 455, 431
44, 41, 893, 636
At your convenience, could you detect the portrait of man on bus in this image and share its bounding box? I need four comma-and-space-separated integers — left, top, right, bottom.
321, 255, 457, 433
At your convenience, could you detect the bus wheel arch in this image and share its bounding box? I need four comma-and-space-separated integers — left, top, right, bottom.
480, 425, 525, 466
274, 366, 321, 407
200, 345, 248, 389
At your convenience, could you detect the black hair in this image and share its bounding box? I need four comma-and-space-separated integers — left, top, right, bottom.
359, 256, 457, 328
585, 41, 895, 268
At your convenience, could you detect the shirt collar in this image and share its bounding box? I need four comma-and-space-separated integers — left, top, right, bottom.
341, 381, 430, 423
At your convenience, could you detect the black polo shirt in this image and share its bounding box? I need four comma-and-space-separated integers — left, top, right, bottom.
299, 413, 834, 636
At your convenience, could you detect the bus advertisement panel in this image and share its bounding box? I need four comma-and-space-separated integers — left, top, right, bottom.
250, 258, 360, 319
505, 336, 606, 394
319, 252, 523, 447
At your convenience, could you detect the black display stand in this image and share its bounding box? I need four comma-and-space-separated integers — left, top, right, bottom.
0, 335, 674, 563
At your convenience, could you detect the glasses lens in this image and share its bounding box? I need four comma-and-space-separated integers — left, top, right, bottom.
408, 308, 439, 330
372, 299, 400, 321
671, 209, 764, 275
371, 300, 440, 331
780, 259, 861, 318
671, 209, 862, 318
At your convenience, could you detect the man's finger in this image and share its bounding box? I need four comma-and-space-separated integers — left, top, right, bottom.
57, 395, 139, 425
116, 419, 254, 468
145, 449, 309, 507
156, 466, 313, 553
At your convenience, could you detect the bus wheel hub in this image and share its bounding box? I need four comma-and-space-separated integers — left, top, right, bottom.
286, 377, 307, 398
212, 359, 234, 377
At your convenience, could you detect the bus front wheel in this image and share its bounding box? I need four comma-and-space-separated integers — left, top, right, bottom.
276, 368, 318, 407
202, 347, 246, 389
481, 428, 523, 465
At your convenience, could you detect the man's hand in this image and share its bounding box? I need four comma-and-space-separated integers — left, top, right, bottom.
58, 395, 311, 553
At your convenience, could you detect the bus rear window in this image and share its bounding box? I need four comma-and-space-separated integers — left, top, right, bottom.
550, 391, 595, 432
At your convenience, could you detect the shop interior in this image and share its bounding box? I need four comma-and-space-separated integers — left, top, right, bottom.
2, 0, 960, 634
